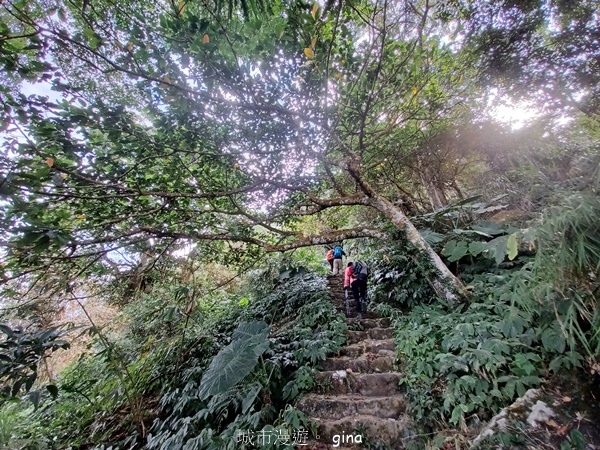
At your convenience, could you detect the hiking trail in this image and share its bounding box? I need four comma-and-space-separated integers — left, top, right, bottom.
297, 275, 413, 449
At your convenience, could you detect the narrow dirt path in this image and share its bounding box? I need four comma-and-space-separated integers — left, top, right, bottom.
297, 275, 412, 449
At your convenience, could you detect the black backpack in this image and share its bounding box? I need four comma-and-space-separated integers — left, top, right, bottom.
352, 261, 369, 281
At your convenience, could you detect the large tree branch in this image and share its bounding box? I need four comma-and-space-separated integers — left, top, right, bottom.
70, 225, 386, 255
28, 182, 263, 201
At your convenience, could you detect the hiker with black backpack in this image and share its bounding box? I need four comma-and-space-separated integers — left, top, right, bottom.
350, 260, 369, 319
332, 244, 346, 276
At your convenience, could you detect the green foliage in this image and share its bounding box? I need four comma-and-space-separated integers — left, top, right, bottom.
369, 240, 439, 309
414, 195, 510, 236
394, 297, 544, 429
284, 247, 329, 276
564, 429, 586, 450
0, 402, 18, 448
277, 266, 307, 282
0, 324, 70, 405
145, 273, 345, 450
392, 190, 600, 441
442, 231, 520, 265
522, 192, 600, 358
1, 0, 599, 448
457, 0, 600, 116
198, 321, 270, 399
411, 195, 526, 266
535, 192, 600, 279
0, 401, 43, 449
16, 271, 345, 449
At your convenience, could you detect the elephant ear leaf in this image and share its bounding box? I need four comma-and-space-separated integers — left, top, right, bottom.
233, 321, 270, 356
232, 321, 269, 342
241, 382, 262, 414
199, 321, 270, 400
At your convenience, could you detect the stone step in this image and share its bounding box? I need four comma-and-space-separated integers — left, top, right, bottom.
337, 311, 381, 320
346, 317, 390, 329
315, 371, 401, 396
341, 339, 395, 358
332, 305, 362, 315
346, 328, 393, 344
331, 300, 356, 307
297, 394, 406, 420
320, 353, 395, 373
331, 296, 351, 302
330, 300, 356, 308
315, 414, 413, 448
330, 304, 381, 320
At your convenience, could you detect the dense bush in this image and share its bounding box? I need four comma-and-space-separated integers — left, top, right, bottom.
386, 191, 600, 443
147, 272, 346, 450
368, 240, 440, 309
5, 270, 345, 449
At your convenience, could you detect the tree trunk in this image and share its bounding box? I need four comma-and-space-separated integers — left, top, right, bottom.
345, 158, 463, 302
422, 172, 447, 210
418, 155, 448, 210
368, 194, 464, 302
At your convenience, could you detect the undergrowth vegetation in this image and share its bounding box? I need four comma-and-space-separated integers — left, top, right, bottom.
1, 269, 345, 449
368, 188, 600, 447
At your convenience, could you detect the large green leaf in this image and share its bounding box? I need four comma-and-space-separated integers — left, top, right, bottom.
232, 321, 269, 342
199, 321, 270, 399
419, 229, 445, 244
241, 382, 262, 414
430, 195, 484, 219
541, 326, 566, 354
471, 221, 506, 236
442, 240, 469, 262
468, 241, 487, 256
198, 338, 260, 400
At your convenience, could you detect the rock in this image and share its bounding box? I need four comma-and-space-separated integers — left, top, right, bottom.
471, 386, 599, 449
471, 389, 542, 448
526, 400, 554, 427
296, 394, 406, 420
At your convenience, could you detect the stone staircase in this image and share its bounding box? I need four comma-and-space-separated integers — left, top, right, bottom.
297, 276, 412, 449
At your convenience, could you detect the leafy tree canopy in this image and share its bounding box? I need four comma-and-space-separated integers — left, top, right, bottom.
0, 0, 595, 301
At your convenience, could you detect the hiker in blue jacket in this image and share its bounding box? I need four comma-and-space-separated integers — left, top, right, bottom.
332, 244, 346, 276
